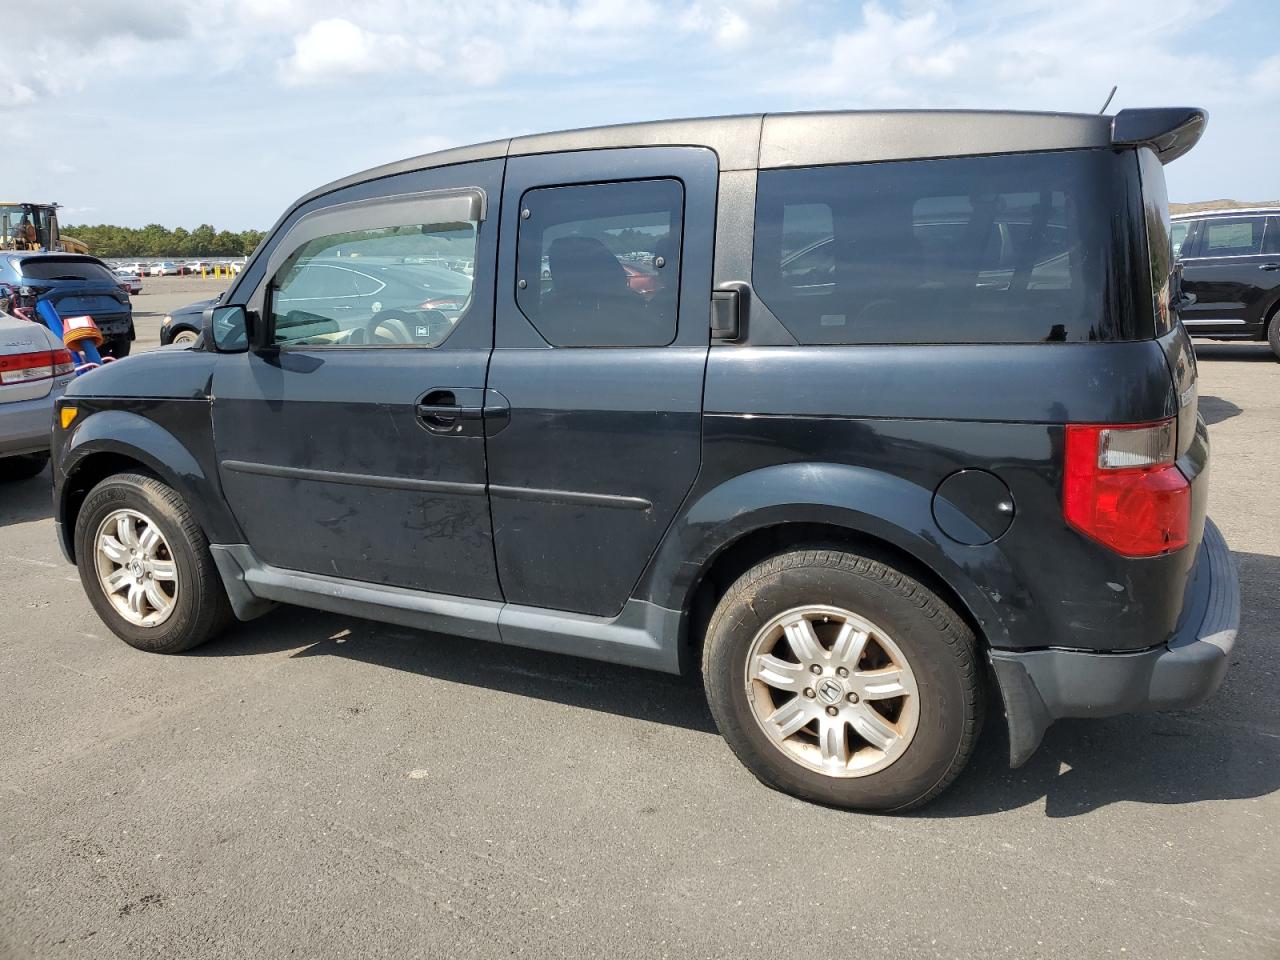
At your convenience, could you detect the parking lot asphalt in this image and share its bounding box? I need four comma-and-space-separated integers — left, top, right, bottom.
1, 340, 1276, 960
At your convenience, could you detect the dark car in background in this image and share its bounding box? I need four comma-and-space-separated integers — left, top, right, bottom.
0, 253, 135, 358
159, 296, 216, 346
1172, 208, 1280, 358
50, 106, 1238, 812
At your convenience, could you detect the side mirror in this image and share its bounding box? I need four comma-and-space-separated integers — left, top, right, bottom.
204, 304, 254, 352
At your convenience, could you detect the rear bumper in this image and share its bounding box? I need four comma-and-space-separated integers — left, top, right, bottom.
0, 390, 58, 457
990, 518, 1240, 766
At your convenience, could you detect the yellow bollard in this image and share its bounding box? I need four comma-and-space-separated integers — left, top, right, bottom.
201, 266, 207, 279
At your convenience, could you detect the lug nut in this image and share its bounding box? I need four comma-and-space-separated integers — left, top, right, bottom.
825, 706, 839, 717
836, 666, 849, 678
847, 692, 860, 704
809, 664, 822, 675
803, 688, 816, 699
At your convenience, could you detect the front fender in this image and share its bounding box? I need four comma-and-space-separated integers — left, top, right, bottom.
54, 405, 242, 561
637, 462, 1027, 651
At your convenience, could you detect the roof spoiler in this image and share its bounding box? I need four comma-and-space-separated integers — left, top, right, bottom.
1111, 107, 1207, 164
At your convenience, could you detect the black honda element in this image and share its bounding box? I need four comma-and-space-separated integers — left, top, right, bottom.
51, 107, 1239, 811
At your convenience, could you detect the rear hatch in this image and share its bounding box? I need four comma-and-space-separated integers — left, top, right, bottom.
14, 256, 131, 330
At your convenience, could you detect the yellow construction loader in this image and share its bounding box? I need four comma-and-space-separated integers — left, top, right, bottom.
0, 202, 89, 254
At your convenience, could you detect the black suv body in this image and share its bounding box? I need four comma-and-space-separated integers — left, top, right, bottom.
1170, 208, 1280, 357
50, 108, 1240, 810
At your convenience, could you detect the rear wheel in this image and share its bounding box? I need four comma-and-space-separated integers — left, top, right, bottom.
702, 548, 982, 811
74, 473, 232, 653
0, 452, 49, 483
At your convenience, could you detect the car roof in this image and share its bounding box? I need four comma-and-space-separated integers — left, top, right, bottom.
293, 107, 1206, 213
1171, 207, 1280, 220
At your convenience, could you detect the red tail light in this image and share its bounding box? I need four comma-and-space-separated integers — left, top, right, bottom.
0, 349, 56, 384
1063, 419, 1189, 557
52, 349, 76, 376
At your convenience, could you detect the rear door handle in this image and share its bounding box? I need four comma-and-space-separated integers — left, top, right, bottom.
1260, 263, 1280, 271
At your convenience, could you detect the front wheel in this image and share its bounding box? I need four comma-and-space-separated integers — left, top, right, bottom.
170, 329, 200, 346
1267, 310, 1280, 361
74, 473, 232, 653
702, 548, 983, 811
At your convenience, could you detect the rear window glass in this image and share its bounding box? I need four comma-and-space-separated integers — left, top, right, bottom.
753, 149, 1147, 344
14, 257, 118, 284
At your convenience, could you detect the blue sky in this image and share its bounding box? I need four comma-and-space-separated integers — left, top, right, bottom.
4, 0, 1277, 229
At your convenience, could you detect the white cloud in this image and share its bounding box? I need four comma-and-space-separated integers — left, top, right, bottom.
0, 71, 36, 106
278, 18, 412, 86
0, 0, 1274, 225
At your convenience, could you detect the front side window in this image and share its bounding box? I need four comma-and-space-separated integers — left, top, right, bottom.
1199, 217, 1265, 257
269, 219, 477, 347
1170, 221, 1191, 257
516, 179, 682, 347
753, 149, 1146, 344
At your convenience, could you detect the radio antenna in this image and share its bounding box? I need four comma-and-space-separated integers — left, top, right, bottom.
1098, 85, 1117, 114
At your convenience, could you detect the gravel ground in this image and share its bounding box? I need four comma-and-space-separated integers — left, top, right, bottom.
0, 340, 1276, 960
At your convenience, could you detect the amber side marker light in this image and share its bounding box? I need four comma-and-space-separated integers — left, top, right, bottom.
60, 406, 78, 430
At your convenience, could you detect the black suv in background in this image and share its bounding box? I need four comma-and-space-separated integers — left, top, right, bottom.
1172, 207, 1280, 357
50, 107, 1239, 811
0, 253, 136, 358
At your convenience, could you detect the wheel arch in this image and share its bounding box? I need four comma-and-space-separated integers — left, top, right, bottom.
636, 462, 1016, 674
57, 410, 239, 563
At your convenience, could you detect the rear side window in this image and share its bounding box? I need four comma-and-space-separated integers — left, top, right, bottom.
516, 179, 682, 347
753, 149, 1147, 344
1266, 218, 1280, 255
1199, 217, 1265, 257
15, 257, 117, 284
1170, 221, 1192, 257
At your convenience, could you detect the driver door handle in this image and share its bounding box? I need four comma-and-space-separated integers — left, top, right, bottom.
417, 389, 484, 435
1260, 263, 1280, 271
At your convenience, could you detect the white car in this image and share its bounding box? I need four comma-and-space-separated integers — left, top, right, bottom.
114, 262, 145, 277
113, 269, 143, 295
0, 309, 75, 482
149, 261, 179, 277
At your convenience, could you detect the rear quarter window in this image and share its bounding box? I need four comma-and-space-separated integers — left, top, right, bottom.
752, 149, 1148, 344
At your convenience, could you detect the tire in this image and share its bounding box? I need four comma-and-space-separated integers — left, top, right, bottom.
171, 329, 199, 346
702, 549, 982, 812
1267, 307, 1280, 361
0, 452, 49, 483
74, 473, 232, 653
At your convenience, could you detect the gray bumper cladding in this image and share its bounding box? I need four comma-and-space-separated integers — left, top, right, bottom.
989, 519, 1240, 767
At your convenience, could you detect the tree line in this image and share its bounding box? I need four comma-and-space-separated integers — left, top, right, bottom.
61, 223, 267, 259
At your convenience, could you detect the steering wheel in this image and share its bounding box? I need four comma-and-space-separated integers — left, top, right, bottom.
364, 311, 414, 344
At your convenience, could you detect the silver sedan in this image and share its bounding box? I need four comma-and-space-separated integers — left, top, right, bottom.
0, 310, 74, 482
